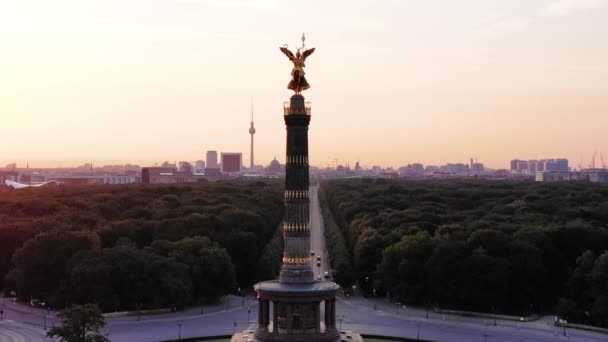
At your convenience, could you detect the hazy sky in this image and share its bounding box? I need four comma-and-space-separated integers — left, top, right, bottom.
1, 0, 607, 169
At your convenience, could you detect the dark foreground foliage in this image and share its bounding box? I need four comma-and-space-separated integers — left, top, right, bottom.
1, 180, 283, 311
322, 178, 608, 327
47, 304, 108, 342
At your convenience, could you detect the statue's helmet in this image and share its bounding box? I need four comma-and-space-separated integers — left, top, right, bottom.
296, 49, 302, 58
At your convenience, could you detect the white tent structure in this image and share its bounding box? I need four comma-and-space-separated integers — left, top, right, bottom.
4, 180, 57, 189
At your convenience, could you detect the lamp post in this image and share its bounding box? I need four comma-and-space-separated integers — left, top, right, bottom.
177, 322, 182, 341
395, 302, 401, 315
416, 323, 421, 340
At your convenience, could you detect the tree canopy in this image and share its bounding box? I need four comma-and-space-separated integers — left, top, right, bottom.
321, 178, 608, 326
1, 180, 283, 310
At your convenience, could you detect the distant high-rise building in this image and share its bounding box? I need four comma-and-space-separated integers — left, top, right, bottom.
161, 161, 176, 168
206, 151, 218, 168
545, 159, 569, 172
517, 160, 529, 174
537, 159, 547, 172
556, 158, 569, 172
142, 167, 204, 184
249, 100, 256, 170
510, 159, 521, 173
142, 167, 177, 184
178, 161, 193, 173
528, 160, 538, 174
221, 153, 242, 173
511, 158, 569, 174
194, 160, 205, 173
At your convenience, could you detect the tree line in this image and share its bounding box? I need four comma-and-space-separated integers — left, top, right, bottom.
321, 178, 608, 327
0, 180, 283, 311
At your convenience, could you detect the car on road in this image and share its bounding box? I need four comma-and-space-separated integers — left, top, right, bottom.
317, 275, 322, 280
324, 271, 329, 279
310, 251, 315, 256
316, 256, 321, 261
316, 262, 321, 267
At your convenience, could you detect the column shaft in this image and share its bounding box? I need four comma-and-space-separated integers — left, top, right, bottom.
258, 299, 263, 328
314, 302, 320, 333
273, 301, 279, 334
286, 304, 293, 334
324, 300, 330, 330
263, 300, 270, 331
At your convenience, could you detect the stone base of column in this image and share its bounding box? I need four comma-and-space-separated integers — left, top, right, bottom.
232, 329, 364, 342
279, 264, 314, 284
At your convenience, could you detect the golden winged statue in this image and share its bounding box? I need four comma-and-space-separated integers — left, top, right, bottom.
280, 34, 315, 93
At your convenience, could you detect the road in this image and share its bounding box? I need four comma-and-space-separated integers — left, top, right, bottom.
0, 320, 47, 342
0, 297, 55, 342
309, 185, 329, 281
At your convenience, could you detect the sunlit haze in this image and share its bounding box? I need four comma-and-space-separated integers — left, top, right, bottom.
2, 0, 608, 169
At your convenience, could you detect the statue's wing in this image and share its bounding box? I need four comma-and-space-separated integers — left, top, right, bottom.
279, 47, 296, 62
302, 48, 315, 61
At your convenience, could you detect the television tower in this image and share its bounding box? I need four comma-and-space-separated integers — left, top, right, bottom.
249, 98, 256, 170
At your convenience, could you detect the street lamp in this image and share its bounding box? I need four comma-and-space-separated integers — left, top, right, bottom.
177, 322, 182, 341
416, 323, 421, 340
395, 302, 401, 315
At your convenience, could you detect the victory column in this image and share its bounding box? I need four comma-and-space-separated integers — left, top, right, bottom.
232, 34, 362, 342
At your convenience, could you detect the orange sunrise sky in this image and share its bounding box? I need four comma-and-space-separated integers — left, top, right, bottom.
1, 0, 607, 169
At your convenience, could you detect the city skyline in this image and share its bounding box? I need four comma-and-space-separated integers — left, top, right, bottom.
2, 0, 608, 169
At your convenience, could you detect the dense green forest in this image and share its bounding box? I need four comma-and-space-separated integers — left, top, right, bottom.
321, 178, 608, 327
0, 180, 284, 311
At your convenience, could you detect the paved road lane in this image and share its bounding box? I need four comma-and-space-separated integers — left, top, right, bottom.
0, 320, 47, 342
309, 185, 329, 281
